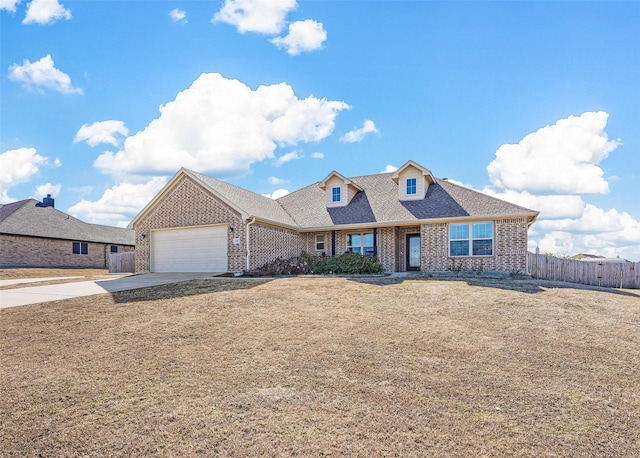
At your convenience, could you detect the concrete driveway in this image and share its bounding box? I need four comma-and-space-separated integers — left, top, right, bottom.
0, 273, 221, 309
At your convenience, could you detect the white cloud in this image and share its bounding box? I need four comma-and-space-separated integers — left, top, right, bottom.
212, 0, 296, 34
0, 147, 48, 203
268, 176, 288, 185
533, 204, 640, 239
482, 111, 639, 261
262, 188, 290, 199
74, 120, 129, 147
68, 185, 93, 195
169, 8, 187, 24
1, 0, 21, 12
311, 152, 324, 159
530, 199, 640, 261
340, 119, 379, 143
68, 177, 168, 228
94, 73, 349, 178
487, 111, 620, 194
23, 0, 71, 25
381, 164, 398, 173
276, 150, 302, 165
271, 19, 326, 55
481, 188, 585, 219
33, 182, 61, 199
8, 54, 83, 94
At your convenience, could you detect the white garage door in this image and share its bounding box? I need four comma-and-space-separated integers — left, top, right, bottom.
151, 225, 228, 272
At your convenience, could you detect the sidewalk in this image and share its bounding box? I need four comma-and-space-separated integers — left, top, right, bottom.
0, 273, 220, 309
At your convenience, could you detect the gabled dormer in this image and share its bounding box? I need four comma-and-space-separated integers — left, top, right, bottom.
319, 171, 363, 208
391, 160, 436, 201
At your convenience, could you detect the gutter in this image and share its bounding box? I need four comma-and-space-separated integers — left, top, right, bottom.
246, 217, 256, 271
299, 212, 540, 233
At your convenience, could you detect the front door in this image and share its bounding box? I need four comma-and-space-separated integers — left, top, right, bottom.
406, 234, 421, 271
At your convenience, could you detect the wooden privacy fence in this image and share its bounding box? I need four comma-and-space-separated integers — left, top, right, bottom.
109, 251, 135, 273
527, 252, 639, 289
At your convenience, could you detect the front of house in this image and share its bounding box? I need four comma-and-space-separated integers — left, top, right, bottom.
129, 160, 538, 274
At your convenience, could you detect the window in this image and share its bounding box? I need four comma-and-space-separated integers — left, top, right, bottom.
315, 235, 325, 251
73, 242, 88, 255
332, 186, 341, 202
110, 245, 118, 253
449, 222, 493, 257
406, 177, 417, 195
347, 232, 375, 255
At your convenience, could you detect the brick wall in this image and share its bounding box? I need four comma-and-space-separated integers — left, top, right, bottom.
494, 218, 529, 272
378, 227, 397, 272
304, 231, 332, 256
133, 175, 245, 272
421, 218, 529, 272
0, 234, 133, 268
249, 224, 306, 270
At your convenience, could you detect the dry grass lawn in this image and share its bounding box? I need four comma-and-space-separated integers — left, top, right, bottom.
1, 276, 639, 457
0, 268, 110, 280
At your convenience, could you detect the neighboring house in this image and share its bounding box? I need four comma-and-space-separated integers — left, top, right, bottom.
130, 160, 538, 274
0, 195, 135, 268
573, 254, 629, 263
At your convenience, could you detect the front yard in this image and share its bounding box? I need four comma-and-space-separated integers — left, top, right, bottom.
1, 276, 639, 456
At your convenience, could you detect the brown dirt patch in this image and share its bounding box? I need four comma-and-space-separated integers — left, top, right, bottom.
1, 277, 639, 456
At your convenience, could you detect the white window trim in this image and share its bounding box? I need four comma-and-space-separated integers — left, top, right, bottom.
448, 222, 494, 257
346, 232, 377, 256
73, 241, 88, 255
315, 234, 326, 251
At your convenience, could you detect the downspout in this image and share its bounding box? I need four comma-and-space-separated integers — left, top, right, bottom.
331, 230, 336, 257
373, 228, 378, 257
246, 218, 256, 271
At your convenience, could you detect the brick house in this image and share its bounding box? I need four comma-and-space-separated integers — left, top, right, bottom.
130, 160, 538, 274
0, 196, 135, 268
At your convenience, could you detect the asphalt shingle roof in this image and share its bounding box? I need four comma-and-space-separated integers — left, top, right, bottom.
142, 168, 536, 231
276, 172, 537, 228
0, 199, 135, 245
188, 170, 298, 227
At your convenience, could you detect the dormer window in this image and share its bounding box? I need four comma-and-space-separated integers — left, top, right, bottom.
391, 160, 436, 201
332, 187, 341, 203
406, 178, 417, 195
320, 171, 363, 208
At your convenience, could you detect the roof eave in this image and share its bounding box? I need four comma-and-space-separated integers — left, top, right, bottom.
294, 212, 540, 232
391, 160, 436, 184
248, 216, 300, 231
129, 168, 251, 229
319, 171, 364, 192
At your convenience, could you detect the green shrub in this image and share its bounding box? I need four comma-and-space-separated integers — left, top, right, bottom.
301, 252, 384, 275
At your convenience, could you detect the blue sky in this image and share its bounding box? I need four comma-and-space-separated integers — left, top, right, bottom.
2, 0, 639, 260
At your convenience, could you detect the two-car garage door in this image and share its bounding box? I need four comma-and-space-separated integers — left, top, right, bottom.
150, 225, 228, 272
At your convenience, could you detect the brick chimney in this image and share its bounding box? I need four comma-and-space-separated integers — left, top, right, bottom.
37, 194, 55, 208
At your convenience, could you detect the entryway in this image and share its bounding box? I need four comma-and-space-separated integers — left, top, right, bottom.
405, 234, 421, 271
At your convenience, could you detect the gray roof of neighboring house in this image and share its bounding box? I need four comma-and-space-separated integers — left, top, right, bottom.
0, 199, 135, 245
276, 172, 537, 229
188, 170, 299, 227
